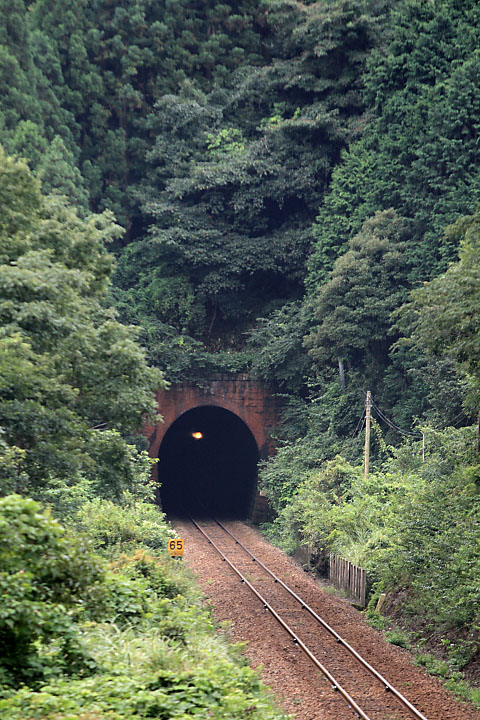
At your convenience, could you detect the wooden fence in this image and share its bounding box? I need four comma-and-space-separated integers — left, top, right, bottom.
328, 554, 366, 606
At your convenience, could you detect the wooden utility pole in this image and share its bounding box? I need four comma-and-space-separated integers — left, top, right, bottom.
364, 391, 372, 477
338, 357, 346, 390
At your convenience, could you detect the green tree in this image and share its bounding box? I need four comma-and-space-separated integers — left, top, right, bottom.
0, 0, 43, 144
308, 0, 480, 287
0, 494, 103, 685
0, 147, 164, 497
37, 135, 89, 210
0, 0, 83, 186
306, 210, 410, 375
399, 207, 480, 419
24, 0, 271, 230
247, 301, 311, 392
116, 0, 383, 378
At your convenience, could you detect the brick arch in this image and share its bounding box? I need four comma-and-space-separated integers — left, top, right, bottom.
144, 376, 280, 520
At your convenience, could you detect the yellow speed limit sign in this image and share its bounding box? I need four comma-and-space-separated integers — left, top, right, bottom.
168, 539, 184, 557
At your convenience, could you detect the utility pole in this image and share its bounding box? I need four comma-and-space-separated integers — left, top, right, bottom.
338, 357, 346, 390
364, 391, 372, 478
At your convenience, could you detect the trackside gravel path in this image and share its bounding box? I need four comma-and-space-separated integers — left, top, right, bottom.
173, 519, 480, 720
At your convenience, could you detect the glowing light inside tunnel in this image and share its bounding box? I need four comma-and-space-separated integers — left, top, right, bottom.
158, 406, 259, 518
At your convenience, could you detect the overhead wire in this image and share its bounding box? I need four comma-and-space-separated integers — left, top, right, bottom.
448, 409, 471, 428
370, 399, 422, 439
333, 375, 455, 441
352, 413, 366, 439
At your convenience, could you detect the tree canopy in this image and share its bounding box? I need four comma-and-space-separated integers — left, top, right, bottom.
307, 0, 480, 288
399, 208, 480, 412
0, 147, 165, 498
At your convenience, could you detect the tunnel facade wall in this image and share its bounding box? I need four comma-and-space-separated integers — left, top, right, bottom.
145, 375, 280, 520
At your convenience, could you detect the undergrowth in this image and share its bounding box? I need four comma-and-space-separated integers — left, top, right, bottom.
0, 495, 289, 720
260, 425, 480, 706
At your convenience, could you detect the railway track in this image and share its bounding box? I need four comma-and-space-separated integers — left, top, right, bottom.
189, 517, 429, 720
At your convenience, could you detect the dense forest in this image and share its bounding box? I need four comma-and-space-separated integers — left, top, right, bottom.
1, 0, 480, 713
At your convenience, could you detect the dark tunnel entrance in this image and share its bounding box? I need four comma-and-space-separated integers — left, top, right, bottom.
158, 406, 260, 518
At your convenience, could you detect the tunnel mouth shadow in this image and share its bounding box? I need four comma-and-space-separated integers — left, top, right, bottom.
158, 405, 259, 519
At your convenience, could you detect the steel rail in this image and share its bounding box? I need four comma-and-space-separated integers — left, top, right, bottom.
214, 519, 429, 720
190, 517, 373, 720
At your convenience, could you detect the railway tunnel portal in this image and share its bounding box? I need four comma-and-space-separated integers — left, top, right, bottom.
145, 376, 280, 520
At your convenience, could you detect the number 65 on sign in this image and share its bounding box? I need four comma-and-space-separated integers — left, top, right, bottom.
168, 539, 184, 557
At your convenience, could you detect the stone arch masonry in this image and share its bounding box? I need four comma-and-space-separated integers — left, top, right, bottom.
145, 375, 281, 522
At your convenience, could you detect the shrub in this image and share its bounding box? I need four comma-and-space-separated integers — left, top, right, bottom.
0, 495, 103, 685
0, 497, 288, 720
263, 424, 480, 654
76, 498, 174, 554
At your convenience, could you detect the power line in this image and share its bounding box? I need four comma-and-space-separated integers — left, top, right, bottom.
372, 402, 417, 437
448, 410, 470, 428
370, 399, 422, 439
352, 413, 365, 439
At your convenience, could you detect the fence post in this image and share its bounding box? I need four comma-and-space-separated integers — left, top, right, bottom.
328, 553, 367, 606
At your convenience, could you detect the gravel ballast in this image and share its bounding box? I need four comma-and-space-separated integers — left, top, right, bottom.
174, 519, 480, 720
